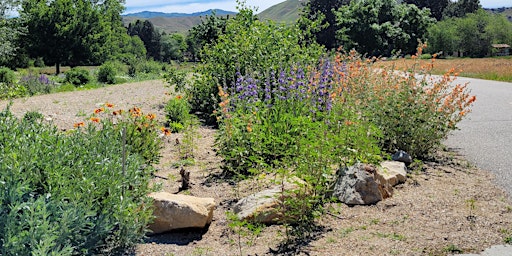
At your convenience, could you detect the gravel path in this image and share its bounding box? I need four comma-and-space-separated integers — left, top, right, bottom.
0, 80, 170, 130
445, 77, 512, 199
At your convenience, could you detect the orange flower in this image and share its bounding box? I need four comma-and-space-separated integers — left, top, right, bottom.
176, 95, 183, 100
74, 122, 85, 128
160, 127, 171, 136
90, 117, 100, 123
468, 95, 476, 104
105, 103, 114, 108
94, 107, 104, 114
146, 113, 156, 120
130, 107, 142, 117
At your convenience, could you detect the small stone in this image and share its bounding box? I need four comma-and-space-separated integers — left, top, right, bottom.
392, 150, 413, 166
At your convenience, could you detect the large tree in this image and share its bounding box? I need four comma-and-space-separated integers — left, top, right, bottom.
442, 0, 481, 19
298, 0, 350, 50
404, 0, 449, 20
127, 20, 162, 61
0, 0, 23, 66
20, 0, 128, 73
336, 0, 434, 56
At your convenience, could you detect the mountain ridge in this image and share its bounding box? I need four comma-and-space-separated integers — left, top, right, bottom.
123, 9, 236, 18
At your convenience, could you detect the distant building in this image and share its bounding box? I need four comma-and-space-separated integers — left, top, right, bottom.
491, 44, 511, 56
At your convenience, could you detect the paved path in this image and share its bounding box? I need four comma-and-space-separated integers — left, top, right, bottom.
445, 77, 512, 199
445, 78, 512, 256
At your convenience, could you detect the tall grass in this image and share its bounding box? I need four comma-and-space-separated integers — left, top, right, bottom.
378, 56, 512, 82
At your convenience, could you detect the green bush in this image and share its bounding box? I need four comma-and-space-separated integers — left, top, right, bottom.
0, 82, 27, 99
97, 63, 117, 84
0, 108, 156, 255
164, 95, 192, 132
188, 7, 324, 124
138, 60, 163, 74
338, 46, 476, 159
18, 73, 56, 96
0, 67, 16, 84
65, 67, 91, 86
34, 57, 45, 67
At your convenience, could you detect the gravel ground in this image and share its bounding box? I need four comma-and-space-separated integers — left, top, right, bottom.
2, 79, 512, 256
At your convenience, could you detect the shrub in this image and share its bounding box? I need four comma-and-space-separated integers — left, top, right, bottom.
34, 57, 45, 67
0, 67, 16, 84
164, 95, 192, 132
65, 67, 91, 86
0, 82, 27, 99
188, 7, 324, 124
18, 73, 56, 96
339, 45, 476, 159
138, 60, 163, 74
0, 107, 157, 255
84, 104, 167, 164
97, 63, 117, 84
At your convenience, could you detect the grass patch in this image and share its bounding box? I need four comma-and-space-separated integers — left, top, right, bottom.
378, 57, 512, 82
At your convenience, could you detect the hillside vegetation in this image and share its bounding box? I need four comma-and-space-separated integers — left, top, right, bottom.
258, 0, 304, 24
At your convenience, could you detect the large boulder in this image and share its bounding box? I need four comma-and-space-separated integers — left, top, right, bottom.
148, 192, 215, 234
332, 164, 383, 205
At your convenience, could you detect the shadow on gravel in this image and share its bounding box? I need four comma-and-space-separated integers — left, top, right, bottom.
143, 226, 210, 246
267, 224, 330, 256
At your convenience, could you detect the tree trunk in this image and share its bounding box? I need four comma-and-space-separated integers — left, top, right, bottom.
55, 62, 61, 75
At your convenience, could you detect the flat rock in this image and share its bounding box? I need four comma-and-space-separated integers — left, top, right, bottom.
148, 192, 215, 234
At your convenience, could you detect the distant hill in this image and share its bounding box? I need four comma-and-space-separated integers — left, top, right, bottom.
485, 7, 512, 22
122, 9, 236, 34
123, 9, 236, 19
258, 0, 305, 24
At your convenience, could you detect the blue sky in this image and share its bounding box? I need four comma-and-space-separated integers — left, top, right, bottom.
124, 0, 511, 14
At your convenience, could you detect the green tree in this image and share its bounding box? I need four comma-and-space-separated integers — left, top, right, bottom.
161, 33, 187, 62
92, 0, 132, 63
186, 13, 229, 61
486, 13, 512, 46
127, 19, 162, 60
404, 0, 449, 20
0, 0, 23, 66
336, 0, 434, 56
20, 0, 104, 74
443, 0, 481, 19
426, 18, 460, 55
298, 0, 349, 50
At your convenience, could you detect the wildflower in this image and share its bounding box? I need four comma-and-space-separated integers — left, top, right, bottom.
176, 95, 183, 100
130, 107, 142, 117
90, 117, 100, 123
160, 127, 171, 136
146, 113, 156, 120
74, 122, 85, 128
105, 103, 114, 108
468, 95, 476, 104
94, 107, 104, 114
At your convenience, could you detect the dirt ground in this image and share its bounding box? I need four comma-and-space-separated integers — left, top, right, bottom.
2, 80, 512, 256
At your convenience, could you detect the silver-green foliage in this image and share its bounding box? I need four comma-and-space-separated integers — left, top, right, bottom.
0, 108, 154, 255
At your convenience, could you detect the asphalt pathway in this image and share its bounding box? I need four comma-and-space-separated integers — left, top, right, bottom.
445, 77, 512, 198
444, 77, 512, 256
